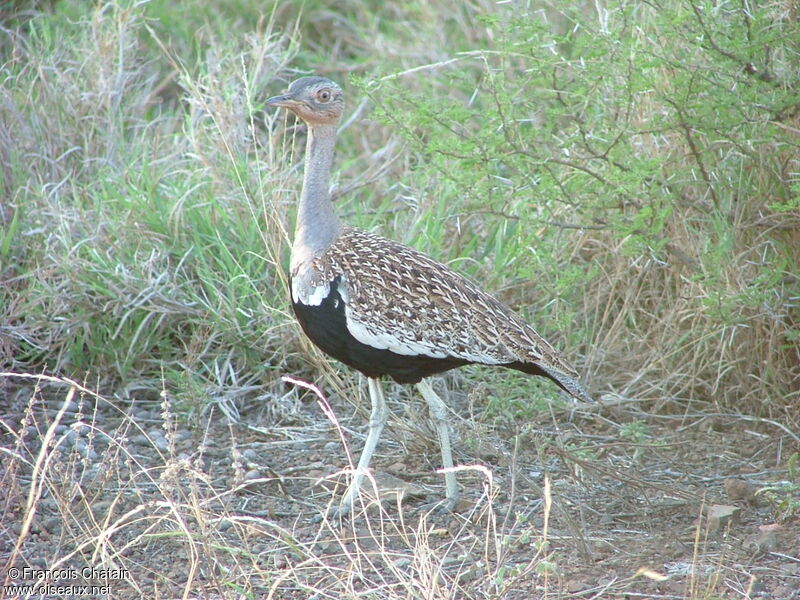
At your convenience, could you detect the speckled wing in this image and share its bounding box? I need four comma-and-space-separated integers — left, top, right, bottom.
314, 227, 587, 397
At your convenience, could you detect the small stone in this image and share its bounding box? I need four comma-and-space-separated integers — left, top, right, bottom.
30, 555, 47, 568
706, 504, 740, 532
218, 519, 233, 532
71, 423, 90, 436
273, 550, 288, 568
724, 478, 758, 505
747, 523, 784, 553
48, 398, 78, 414
75, 441, 98, 461
245, 469, 262, 481
133, 408, 156, 421
42, 517, 61, 534
148, 431, 169, 452
565, 579, 587, 592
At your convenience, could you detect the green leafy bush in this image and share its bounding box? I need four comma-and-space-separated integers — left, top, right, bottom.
1, 0, 797, 417
360, 0, 799, 415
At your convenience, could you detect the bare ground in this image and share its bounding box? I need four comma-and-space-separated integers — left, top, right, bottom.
1, 374, 798, 599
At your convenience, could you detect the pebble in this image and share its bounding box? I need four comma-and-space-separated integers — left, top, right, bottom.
245, 469, 263, 481
151, 436, 169, 452
772, 585, 799, 599
251, 542, 268, 554
242, 448, 259, 463
70, 423, 90, 436
174, 429, 192, 442
218, 519, 233, 532
75, 440, 98, 461
42, 517, 61, 534
273, 550, 288, 568
147, 429, 169, 451
30, 555, 48, 568
47, 397, 78, 414
39, 497, 58, 511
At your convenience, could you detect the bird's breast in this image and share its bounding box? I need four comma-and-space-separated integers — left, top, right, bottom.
290, 260, 341, 306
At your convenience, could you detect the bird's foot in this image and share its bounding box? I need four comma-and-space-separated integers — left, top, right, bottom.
310, 500, 354, 524
413, 495, 459, 516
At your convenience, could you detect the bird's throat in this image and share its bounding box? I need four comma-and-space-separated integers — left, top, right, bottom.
292, 124, 342, 270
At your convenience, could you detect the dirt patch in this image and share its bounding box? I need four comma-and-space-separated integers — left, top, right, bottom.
1, 374, 798, 599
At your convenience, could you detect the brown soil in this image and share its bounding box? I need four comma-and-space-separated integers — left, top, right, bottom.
1, 375, 798, 599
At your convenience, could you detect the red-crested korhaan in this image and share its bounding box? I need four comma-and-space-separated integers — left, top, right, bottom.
266, 76, 593, 517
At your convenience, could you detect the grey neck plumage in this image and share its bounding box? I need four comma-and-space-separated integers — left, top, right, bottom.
291, 123, 342, 271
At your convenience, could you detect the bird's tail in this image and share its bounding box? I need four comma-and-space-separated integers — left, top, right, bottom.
538, 364, 594, 403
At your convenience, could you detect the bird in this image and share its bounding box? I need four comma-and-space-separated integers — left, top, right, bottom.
266, 75, 593, 517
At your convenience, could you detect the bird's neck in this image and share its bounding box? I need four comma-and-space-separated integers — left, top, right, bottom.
292, 124, 342, 269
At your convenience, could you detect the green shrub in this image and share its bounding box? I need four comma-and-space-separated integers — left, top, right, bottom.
1, 0, 797, 418
360, 0, 799, 414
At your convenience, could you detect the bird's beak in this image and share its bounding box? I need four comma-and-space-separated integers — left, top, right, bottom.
265, 93, 298, 109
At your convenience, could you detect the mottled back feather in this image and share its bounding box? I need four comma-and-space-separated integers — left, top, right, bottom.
294, 227, 591, 401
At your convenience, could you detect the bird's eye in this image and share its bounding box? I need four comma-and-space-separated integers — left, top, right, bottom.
317, 89, 332, 102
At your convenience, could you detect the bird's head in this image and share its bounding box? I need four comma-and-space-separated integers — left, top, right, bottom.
265, 76, 344, 126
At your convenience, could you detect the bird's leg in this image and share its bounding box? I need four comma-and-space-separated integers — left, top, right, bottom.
338, 377, 389, 516
416, 379, 459, 511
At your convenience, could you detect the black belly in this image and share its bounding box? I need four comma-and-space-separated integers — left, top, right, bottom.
291, 276, 471, 384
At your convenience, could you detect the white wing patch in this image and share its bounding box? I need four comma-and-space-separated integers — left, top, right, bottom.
291, 276, 330, 306
345, 311, 449, 358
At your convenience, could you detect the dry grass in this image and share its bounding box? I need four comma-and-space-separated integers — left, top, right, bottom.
3, 372, 796, 599
578, 209, 800, 415
0, 375, 555, 599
